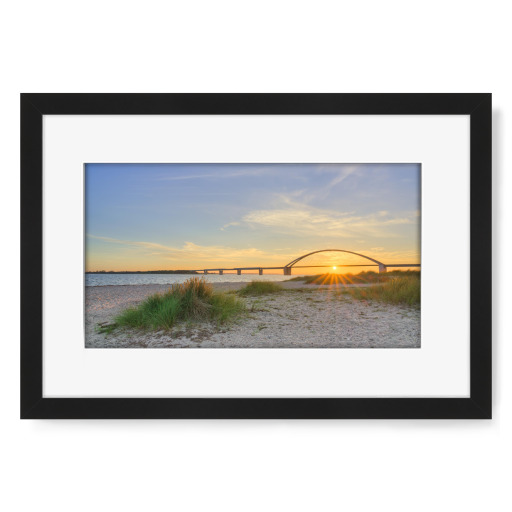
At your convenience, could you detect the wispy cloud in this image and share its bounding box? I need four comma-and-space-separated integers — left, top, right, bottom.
156, 166, 273, 181
87, 235, 296, 266
220, 221, 241, 231
239, 197, 416, 239
318, 164, 359, 186
296, 164, 360, 203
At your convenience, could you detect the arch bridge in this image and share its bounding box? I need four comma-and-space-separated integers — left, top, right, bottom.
283, 249, 388, 275
194, 249, 420, 275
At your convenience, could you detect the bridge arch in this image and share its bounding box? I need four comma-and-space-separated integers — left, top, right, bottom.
284, 249, 387, 273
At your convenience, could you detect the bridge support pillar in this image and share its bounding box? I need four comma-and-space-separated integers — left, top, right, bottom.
283, 267, 292, 275
378, 264, 387, 273
237, 269, 241, 275
219, 270, 223, 275
258, 268, 263, 275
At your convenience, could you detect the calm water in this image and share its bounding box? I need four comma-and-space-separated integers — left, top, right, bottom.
85, 273, 304, 287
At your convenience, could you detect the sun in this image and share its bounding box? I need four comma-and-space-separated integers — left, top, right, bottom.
332, 266, 337, 270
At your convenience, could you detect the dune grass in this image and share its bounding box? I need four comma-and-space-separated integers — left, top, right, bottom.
238, 280, 284, 296
345, 275, 420, 306
288, 270, 420, 285
111, 277, 246, 331
286, 275, 316, 282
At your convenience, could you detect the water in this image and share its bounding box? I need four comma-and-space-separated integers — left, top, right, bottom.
85, 273, 303, 287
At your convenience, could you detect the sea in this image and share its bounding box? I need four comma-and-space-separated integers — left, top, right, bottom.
85, 273, 304, 287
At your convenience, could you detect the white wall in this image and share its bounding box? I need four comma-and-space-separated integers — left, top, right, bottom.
1, 1, 509, 511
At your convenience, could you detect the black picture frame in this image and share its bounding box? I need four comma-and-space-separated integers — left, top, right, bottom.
20, 93, 492, 419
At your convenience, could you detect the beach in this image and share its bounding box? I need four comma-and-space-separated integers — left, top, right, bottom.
85, 282, 420, 348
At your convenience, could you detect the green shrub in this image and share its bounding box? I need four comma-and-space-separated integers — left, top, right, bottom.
114, 277, 246, 330
347, 276, 420, 306
238, 281, 284, 296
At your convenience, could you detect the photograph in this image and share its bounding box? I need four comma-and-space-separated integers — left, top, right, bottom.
85, 162, 421, 348
7, 0, 503, 508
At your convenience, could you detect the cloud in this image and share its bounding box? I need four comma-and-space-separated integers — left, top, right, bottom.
295, 164, 359, 203
322, 164, 359, 187
241, 197, 416, 238
220, 221, 241, 231
87, 235, 296, 266
156, 166, 273, 181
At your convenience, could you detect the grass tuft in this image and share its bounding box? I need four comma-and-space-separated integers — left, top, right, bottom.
346, 276, 420, 306
238, 281, 284, 296
113, 277, 246, 331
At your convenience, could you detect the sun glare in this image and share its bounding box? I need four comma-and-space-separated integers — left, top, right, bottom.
332, 266, 337, 270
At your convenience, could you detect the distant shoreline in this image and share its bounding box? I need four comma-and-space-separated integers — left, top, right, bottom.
86, 270, 199, 274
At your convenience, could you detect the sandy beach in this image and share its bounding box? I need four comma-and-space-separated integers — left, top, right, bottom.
85, 282, 420, 348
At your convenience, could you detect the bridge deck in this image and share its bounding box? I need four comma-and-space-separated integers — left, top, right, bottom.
194, 263, 420, 273
188, 249, 420, 274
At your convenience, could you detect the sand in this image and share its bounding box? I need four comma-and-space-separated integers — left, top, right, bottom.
85, 282, 420, 348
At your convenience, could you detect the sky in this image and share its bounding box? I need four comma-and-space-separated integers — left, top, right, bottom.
85, 163, 421, 272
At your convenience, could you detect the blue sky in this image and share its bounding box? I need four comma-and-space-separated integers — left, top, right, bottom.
85, 163, 421, 271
